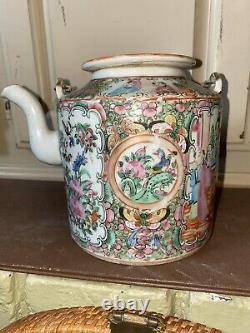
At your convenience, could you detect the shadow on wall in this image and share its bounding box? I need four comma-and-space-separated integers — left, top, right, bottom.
214, 74, 229, 216
0, 99, 9, 156
218, 74, 229, 185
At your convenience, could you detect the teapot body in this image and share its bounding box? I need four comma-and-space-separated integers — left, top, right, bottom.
58, 67, 221, 265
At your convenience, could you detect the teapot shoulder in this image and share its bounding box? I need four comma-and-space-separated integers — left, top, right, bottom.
64, 76, 220, 102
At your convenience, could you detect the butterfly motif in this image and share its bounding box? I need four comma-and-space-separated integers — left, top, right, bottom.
120, 207, 169, 230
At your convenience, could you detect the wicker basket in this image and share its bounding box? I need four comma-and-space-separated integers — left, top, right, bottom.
0, 306, 222, 333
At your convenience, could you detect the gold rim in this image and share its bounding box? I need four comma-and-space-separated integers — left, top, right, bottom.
84, 52, 196, 64
82, 53, 196, 72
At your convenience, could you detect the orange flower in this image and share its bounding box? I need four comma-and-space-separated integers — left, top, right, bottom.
90, 211, 98, 223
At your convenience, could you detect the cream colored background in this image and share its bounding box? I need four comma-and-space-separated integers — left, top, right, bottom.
0, 0, 249, 185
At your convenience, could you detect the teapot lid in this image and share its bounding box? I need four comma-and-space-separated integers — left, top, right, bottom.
81, 53, 196, 79
82, 53, 196, 72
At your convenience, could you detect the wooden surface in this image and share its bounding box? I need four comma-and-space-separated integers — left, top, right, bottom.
0, 179, 249, 296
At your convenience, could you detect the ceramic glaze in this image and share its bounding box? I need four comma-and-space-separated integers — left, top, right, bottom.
1, 53, 222, 265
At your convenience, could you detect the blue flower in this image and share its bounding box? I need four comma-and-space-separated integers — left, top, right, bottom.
150, 234, 161, 250
69, 137, 75, 147
72, 153, 87, 172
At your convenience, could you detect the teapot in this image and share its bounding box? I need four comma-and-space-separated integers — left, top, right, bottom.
1, 53, 222, 265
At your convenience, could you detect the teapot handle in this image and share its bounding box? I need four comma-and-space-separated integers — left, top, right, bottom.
203, 72, 223, 94
55, 78, 72, 99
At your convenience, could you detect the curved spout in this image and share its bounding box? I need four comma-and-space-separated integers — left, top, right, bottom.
1, 85, 61, 165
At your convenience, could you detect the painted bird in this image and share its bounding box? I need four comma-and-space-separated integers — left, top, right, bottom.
107, 79, 141, 96
151, 148, 171, 173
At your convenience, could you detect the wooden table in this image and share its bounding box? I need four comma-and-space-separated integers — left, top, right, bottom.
0, 179, 249, 296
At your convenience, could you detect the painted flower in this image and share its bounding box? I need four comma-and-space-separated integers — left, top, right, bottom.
150, 234, 161, 250
118, 219, 129, 234
89, 211, 99, 223
114, 104, 130, 115
70, 196, 84, 219
104, 202, 114, 228
141, 101, 157, 118
114, 238, 122, 250
105, 208, 114, 223
82, 128, 96, 153
128, 245, 153, 259
118, 222, 125, 231
175, 103, 185, 112
72, 153, 87, 172
123, 160, 145, 179
70, 180, 83, 197
127, 227, 154, 259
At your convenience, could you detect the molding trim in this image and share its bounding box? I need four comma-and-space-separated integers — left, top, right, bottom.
27, 0, 52, 109
219, 172, 250, 188
0, 165, 63, 181
193, 0, 222, 83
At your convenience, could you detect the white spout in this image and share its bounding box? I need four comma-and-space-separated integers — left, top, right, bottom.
1, 85, 61, 165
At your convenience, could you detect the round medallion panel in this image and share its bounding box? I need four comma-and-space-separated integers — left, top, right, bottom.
108, 134, 184, 210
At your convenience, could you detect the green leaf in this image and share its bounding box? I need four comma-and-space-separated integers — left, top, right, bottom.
117, 171, 125, 179
172, 227, 182, 250
106, 230, 116, 250
103, 183, 113, 204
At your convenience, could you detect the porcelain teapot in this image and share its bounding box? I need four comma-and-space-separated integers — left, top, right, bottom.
1, 53, 222, 265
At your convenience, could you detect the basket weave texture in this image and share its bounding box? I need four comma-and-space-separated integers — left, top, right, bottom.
0, 306, 222, 333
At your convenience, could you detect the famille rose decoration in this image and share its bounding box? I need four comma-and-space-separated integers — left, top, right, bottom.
1, 53, 222, 265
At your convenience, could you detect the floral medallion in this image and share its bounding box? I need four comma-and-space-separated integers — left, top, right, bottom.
108, 134, 183, 209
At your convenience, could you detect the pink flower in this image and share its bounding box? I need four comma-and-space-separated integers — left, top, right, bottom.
128, 228, 154, 259
118, 223, 125, 231
115, 243, 122, 250
70, 180, 83, 197
141, 101, 157, 118
70, 196, 84, 219
114, 238, 122, 250
105, 208, 114, 223
128, 246, 153, 259
104, 202, 111, 209
123, 160, 145, 179
88, 101, 106, 121
114, 104, 129, 115
175, 103, 185, 112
